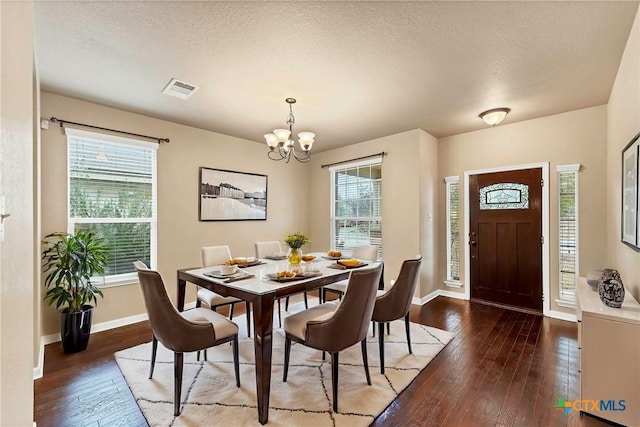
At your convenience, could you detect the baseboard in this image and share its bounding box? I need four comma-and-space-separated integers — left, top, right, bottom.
33, 301, 197, 380
92, 312, 149, 335
438, 289, 467, 300
547, 309, 577, 322
413, 288, 467, 306
33, 341, 45, 380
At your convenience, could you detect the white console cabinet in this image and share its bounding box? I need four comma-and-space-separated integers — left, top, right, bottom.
576, 277, 640, 426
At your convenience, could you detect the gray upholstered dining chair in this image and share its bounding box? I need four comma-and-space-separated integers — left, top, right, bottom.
282, 264, 382, 412
321, 245, 379, 303
371, 255, 422, 374
254, 240, 308, 327
133, 261, 240, 416
196, 245, 251, 337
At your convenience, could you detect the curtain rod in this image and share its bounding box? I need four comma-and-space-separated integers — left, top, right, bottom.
50, 117, 170, 144
320, 152, 387, 169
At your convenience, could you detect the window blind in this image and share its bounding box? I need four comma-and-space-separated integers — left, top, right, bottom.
558, 169, 578, 301
330, 160, 382, 259
446, 179, 460, 281
68, 133, 157, 280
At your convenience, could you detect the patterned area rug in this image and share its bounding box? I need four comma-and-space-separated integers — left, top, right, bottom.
115, 314, 453, 426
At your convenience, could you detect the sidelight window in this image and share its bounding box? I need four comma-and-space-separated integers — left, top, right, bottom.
557, 165, 580, 305
445, 176, 461, 287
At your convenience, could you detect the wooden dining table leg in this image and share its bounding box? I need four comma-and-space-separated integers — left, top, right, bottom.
253, 293, 275, 425
177, 277, 186, 312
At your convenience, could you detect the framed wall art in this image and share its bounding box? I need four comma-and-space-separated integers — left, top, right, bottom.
621, 132, 640, 249
199, 167, 268, 221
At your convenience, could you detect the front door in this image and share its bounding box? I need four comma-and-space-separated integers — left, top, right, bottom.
469, 168, 542, 312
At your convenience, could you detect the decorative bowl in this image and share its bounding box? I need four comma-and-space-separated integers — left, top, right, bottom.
219, 264, 238, 275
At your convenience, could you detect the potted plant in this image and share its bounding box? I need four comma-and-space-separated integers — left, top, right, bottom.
284, 232, 310, 266
42, 230, 109, 353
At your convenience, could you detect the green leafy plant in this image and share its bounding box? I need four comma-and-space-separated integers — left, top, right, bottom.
284, 232, 310, 249
42, 230, 110, 313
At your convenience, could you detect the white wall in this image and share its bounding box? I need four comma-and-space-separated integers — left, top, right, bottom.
607, 8, 640, 301
419, 130, 440, 296
0, 1, 36, 425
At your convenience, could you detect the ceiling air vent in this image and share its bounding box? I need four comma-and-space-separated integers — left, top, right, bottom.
162, 78, 199, 99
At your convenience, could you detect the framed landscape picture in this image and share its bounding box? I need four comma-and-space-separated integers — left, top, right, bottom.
621, 132, 640, 249
199, 167, 268, 221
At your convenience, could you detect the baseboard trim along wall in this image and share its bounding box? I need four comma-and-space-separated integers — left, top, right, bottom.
547, 309, 578, 323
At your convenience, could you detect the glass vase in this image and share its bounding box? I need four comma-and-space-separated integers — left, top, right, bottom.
287, 247, 303, 268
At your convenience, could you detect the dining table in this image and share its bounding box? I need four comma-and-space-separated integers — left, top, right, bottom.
176, 254, 382, 424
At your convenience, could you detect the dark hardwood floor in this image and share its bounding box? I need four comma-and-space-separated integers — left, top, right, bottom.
34, 296, 613, 427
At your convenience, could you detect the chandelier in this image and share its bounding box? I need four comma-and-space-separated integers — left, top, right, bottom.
264, 98, 315, 163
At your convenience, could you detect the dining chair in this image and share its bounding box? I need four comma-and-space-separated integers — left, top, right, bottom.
196, 245, 251, 337
133, 261, 240, 416
371, 255, 422, 374
282, 264, 382, 412
321, 245, 379, 303
254, 240, 308, 327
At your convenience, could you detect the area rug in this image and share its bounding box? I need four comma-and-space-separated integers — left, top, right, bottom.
115, 312, 453, 426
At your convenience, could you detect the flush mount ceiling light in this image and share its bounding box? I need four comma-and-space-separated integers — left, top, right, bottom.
264, 98, 315, 163
479, 108, 511, 126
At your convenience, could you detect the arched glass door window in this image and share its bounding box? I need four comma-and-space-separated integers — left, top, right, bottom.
479, 183, 529, 210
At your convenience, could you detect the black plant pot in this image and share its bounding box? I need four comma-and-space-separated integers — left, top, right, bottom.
60, 305, 94, 354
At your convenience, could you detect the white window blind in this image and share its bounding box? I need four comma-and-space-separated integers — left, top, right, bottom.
66, 128, 157, 286
558, 165, 580, 302
330, 159, 382, 259
445, 176, 461, 283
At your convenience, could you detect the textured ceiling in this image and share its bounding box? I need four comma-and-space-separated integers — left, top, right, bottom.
34, 1, 639, 152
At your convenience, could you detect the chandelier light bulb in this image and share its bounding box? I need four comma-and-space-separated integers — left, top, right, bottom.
264, 134, 278, 149
298, 132, 315, 151
273, 128, 291, 143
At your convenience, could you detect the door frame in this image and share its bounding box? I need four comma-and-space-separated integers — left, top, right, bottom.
464, 162, 550, 316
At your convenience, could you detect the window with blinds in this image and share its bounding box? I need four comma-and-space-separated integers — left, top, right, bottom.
558, 165, 580, 302
330, 159, 382, 259
66, 128, 157, 286
445, 177, 460, 284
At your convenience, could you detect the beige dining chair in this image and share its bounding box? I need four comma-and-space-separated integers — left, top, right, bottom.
321, 245, 379, 303
372, 255, 422, 374
134, 261, 240, 416
254, 240, 308, 327
282, 264, 382, 412
196, 245, 251, 337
